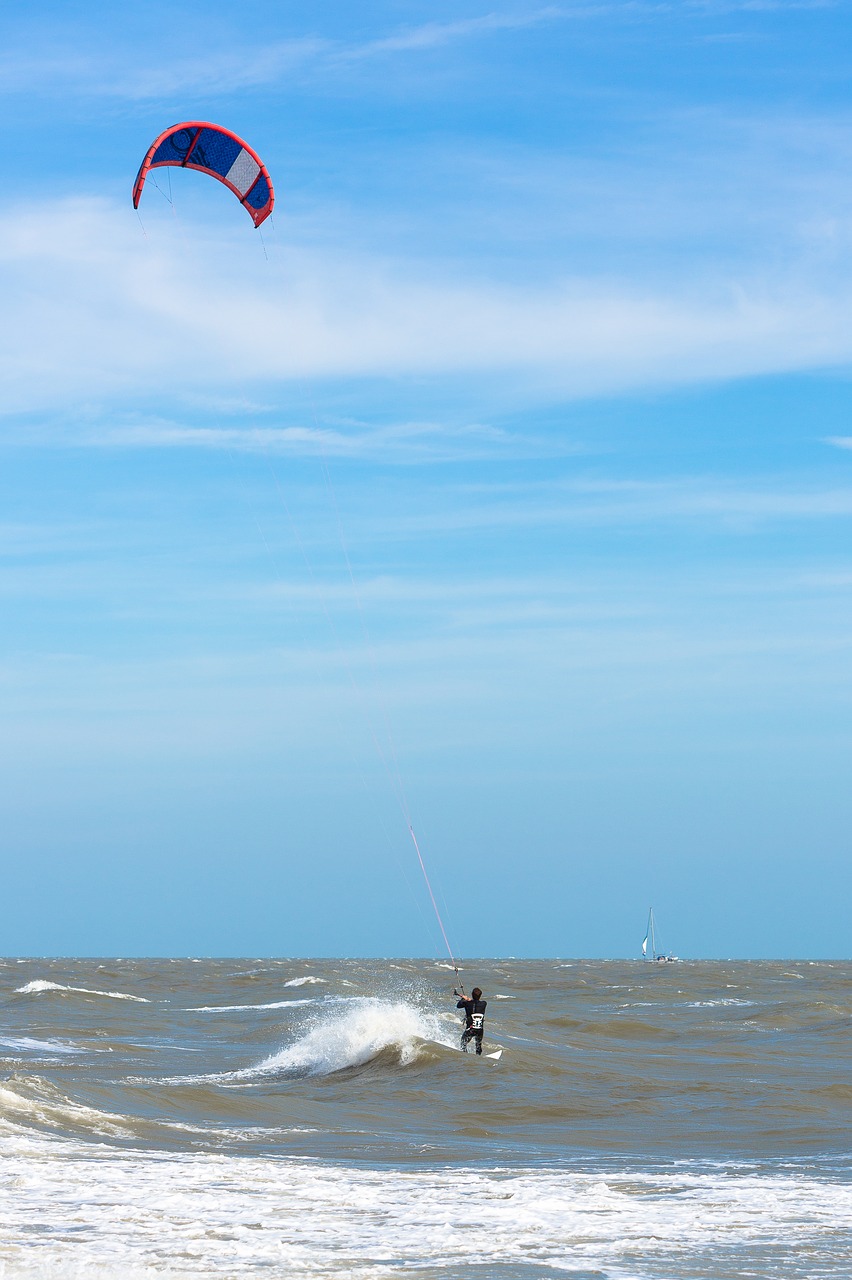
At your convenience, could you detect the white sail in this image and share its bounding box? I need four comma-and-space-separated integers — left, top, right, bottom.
643, 906, 678, 962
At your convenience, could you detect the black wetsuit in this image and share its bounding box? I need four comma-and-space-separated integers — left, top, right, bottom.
457, 996, 487, 1054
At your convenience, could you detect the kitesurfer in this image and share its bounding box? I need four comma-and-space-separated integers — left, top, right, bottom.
455, 987, 486, 1054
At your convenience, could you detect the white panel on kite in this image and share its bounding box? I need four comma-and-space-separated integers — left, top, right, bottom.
225, 149, 261, 197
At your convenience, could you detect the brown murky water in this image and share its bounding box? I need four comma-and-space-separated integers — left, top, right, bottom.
1, 957, 850, 1277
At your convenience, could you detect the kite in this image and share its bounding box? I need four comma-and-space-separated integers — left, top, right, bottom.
132, 122, 274, 227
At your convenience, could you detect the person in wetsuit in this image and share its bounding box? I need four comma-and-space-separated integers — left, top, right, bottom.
456, 987, 486, 1054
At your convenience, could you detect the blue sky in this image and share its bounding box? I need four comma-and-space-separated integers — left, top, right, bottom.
1, 1, 851, 957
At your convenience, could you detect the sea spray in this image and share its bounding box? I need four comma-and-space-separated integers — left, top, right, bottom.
254, 998, 457, 1076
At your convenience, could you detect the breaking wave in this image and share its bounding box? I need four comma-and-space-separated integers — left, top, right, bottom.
686, 999, 757, 1008
188, 998, 317, 1013
15, 981, 149, 1002
0, 1076, 138, 1141
250, 999, 457, 1078
0, 1035, 85, 1056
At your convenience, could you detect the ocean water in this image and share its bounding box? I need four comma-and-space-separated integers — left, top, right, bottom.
0, 958, 849, 1278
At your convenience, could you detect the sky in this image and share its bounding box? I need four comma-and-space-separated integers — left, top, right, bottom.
1, 0, 851, 958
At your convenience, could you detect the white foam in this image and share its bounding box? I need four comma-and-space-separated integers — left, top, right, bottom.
687, 998, 757, 1008
136, 1000, 457, 1088
252, 999, 456, 1077
283, 976, 326, 987
0, 1083, 136, 1140
188, 998, 316, 1013
15, 980, 149, 1002
0, 1035, 84, 1056
0, 1138, 848, 1278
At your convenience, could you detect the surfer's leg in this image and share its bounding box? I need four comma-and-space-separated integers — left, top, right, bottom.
474, 1031, 483, 1055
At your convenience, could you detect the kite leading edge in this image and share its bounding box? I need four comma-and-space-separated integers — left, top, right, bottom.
132, 122, 274, 227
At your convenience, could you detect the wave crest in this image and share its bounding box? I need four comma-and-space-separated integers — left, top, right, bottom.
252, 999, 456, 1078
15, 980, 149, 1002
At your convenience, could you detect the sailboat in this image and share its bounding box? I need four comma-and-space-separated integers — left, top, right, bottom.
641, 908, 678, 962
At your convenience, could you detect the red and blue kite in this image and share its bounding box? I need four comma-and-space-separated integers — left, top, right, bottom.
133, 122, 274, 228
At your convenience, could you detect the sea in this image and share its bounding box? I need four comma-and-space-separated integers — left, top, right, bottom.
0, 957, 849, 1279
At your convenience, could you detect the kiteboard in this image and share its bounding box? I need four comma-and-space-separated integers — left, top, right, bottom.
485, 1049, 503, 1060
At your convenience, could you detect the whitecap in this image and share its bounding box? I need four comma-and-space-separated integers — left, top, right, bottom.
188, 998, 316, 1013
173, 1001, 457, 1084
0, 1035, 85, 1056
686, 999, 757, 1008
15, 980, 149, 1002
249, 999, 457, 1077
0, 1081, 137, 1140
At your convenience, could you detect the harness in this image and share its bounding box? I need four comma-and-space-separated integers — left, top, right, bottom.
463, 998, 486, 1033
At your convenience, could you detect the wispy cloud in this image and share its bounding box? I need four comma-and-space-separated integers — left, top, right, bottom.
0, 8, 565, 102
79, 417, 578, 463
341, 8, 566, 59
361, 475, 852, 541
0, 2, 814, 102
0, 38, 317, 100
3, 197, 852, 419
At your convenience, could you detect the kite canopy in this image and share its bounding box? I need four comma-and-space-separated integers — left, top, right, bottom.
132, 122, 274, 228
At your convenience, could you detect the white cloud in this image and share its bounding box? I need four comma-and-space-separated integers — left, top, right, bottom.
341, 8, 566, 59
79, 416, 573, 463
3, 196, 852, 421
347, 476, 852, 543
0, 9, 566, 101
0, 40, 324, 100
0, 3, 826, 102
4, 5, 669, 104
